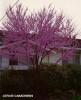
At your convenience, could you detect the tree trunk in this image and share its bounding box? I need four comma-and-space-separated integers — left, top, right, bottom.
33, 56, 41, 100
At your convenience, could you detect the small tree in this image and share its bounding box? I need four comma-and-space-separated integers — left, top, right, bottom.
0, 4, 78, 99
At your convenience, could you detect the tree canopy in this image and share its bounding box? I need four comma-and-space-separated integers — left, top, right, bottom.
0, 4, 78, 66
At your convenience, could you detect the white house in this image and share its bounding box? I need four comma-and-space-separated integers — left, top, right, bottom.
0, 50, 81, 70
0, 30, 81, 70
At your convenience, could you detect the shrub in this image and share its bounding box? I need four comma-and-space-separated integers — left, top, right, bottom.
40, 63, 81, 94
1, 63, 81, 99
1, 69, 34, 95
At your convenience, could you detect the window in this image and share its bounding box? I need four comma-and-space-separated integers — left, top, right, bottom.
9, 56, 18, 65
18, 57, 32, 66
62, 53, 80, 65
9, 55, 33, 66
18, 58, 28, 66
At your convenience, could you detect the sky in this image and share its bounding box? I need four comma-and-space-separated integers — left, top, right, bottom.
0, 0, 81, 38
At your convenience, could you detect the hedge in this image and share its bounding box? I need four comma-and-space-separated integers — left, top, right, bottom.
0, 63, 81, 100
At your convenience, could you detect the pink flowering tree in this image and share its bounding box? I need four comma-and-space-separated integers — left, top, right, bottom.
1, 4, 78, 66
0, 4, 78, 99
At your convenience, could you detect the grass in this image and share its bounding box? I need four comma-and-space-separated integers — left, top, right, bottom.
71, 97, 81, 100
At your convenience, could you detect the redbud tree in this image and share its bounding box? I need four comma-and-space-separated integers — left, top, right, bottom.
1, 4, 78, 67
0, 4, 78, 99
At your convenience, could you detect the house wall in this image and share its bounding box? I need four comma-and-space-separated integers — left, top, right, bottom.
49, 52, 62, 65
0, 52, 62, 70
2, 57, 9, 69
2, 52, 81, 70
42, 55, 49, 63
1, 57, 29, 70
68, 57, 74, 64
68, 52, 81, 65
63, 52, 81, 65
42, 52, 62, 65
